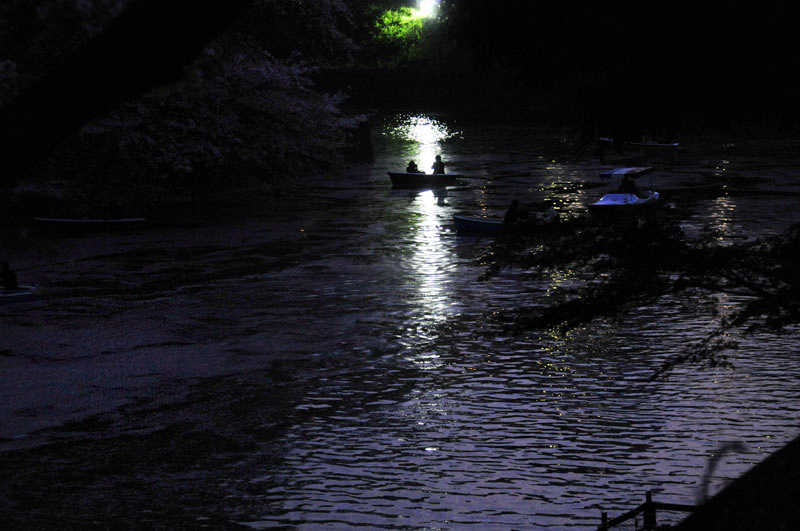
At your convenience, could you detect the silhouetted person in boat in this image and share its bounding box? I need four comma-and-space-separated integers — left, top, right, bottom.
616, 176, 642, 197
503, 200, 528, 225
596, 142, 605, 164
431, 155, 445, 174
2, 260, 19, 291
406, 160, 421, 173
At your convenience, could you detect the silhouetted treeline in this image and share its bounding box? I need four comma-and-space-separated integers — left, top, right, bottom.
0, 0, 252, 193
2, 0, 799, 218
438, 0, 800, 136
0, 0, 368, 219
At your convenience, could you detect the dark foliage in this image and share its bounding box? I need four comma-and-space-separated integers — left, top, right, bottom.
438, 1, 800, 137
1, 0, 369, 220
0, 0, 252, 191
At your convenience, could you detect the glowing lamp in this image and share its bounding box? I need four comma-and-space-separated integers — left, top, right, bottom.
417, 0, 437, 18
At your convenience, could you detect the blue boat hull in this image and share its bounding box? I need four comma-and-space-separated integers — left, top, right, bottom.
0, 285, 38, 305
453, 215, 504, 234
589, 192, 660, 216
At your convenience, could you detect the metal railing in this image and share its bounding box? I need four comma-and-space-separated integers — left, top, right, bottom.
598, 490, 698, 530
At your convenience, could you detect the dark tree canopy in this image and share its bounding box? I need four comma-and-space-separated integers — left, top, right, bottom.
0, 0, 370, 222
437, 1, 800, 136
0, 0, 252, 191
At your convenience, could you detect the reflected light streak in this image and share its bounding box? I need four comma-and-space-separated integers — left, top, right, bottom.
384, 114, 461, 170
410, 190, 451, 324
545, 269, 577, 299
714, 159, 730, 177
705, 159, 736, 240
401, 190, 457, 372
539, 163, 583, 215
708, 195, 737, 242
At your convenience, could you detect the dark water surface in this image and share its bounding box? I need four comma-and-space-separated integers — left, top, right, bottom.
3, 114, 800, 528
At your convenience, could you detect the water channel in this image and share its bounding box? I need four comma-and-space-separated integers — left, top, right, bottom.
3, 113, 800, 528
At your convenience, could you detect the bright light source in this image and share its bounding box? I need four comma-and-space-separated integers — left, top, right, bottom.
417, 0, 437, 18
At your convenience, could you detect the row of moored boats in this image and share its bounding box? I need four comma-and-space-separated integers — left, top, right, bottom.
389, 165, 662, 235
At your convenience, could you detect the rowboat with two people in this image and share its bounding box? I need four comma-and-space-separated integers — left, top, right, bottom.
390, 155, 464, 189
388, 172, 462, 189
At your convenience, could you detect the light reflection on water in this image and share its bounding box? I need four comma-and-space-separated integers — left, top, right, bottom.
381, 113, 462, 170
707, 195, 738, 241
244, 116, 800, 529
257, 320, 800, 529
408, 190, 453, 324
535, 163, 596, 216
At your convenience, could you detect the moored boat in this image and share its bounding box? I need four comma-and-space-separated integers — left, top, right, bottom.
453, 215, 505, 234
32, 217, 148, 232
388, 172, 461, 189
600, 166, 654, 179
589, 191, 660, 216
598, 138, 680, 152
0, 285, 39, 305
454, 208, 558, 234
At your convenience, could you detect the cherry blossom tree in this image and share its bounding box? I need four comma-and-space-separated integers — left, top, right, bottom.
1, 0, 367, 215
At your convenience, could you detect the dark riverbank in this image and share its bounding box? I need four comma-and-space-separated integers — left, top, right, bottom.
675, 431, 800, 529
316, 66, 567, 124
319, 65, 800, 141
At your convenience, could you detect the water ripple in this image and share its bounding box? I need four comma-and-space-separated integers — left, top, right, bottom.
220, 120, 800, 528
